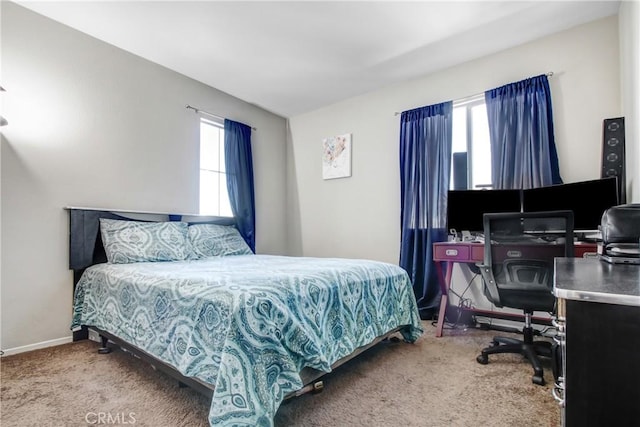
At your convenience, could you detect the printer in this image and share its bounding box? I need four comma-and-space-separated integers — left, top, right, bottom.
599, 204, 640, 264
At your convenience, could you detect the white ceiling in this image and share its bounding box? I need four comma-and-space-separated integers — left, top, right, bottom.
16, 1, 621, 118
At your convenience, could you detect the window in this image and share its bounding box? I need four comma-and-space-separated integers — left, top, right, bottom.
199, 118, 233, 216
451, 96, 492, 190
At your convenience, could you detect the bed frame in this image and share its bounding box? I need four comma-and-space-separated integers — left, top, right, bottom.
67, 207, 406, 400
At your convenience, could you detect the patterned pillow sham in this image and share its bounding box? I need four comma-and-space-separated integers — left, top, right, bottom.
188, 223, 253, 258
99, 218, 189, 264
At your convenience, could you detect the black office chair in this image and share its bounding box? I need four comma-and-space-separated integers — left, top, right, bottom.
475, 210, 574, 385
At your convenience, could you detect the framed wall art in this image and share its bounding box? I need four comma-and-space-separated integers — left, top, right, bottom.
322, 133, 351, 180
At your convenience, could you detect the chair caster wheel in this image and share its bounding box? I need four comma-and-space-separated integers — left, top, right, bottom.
477, 354, 489, 365
532, 375, 545, 386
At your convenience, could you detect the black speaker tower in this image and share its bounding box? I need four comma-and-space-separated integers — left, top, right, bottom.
601, 117, 626, 204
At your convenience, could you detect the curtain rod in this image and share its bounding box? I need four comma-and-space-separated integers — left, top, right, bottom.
394, 71, 554, 116
185, 105, 256, 131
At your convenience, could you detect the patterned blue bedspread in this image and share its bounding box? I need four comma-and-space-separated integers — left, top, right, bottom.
71, 255, 423, 426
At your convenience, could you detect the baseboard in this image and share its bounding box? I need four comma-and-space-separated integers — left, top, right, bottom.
1, 336, 73, 357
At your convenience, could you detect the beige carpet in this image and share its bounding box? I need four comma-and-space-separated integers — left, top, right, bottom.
0, 322, 560, 426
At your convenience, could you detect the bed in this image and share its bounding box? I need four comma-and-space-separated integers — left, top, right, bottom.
68, 207, 423, 426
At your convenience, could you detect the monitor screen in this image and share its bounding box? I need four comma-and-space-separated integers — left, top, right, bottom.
447, 189, 522, 233
521, 177, 619, 231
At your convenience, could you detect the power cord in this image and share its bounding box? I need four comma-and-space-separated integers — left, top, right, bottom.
432, 273, 479, 330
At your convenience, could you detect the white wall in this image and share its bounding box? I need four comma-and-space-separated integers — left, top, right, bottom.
0, 2, 287, 352
287, 16, 622, 262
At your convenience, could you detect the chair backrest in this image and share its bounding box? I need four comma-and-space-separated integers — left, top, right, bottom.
479, 210, 574, 311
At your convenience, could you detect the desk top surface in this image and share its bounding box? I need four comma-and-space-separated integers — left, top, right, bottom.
554, 257, 640, 307
434, 240, 598, 247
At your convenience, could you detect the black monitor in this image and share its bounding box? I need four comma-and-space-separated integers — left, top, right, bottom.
447, 189, 522, 233
521, 177, 619, 232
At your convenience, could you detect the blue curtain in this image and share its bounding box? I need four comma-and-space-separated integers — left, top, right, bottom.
399, 102, 452, 319
485, 74, 562, 189
224, 119, 256, 252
